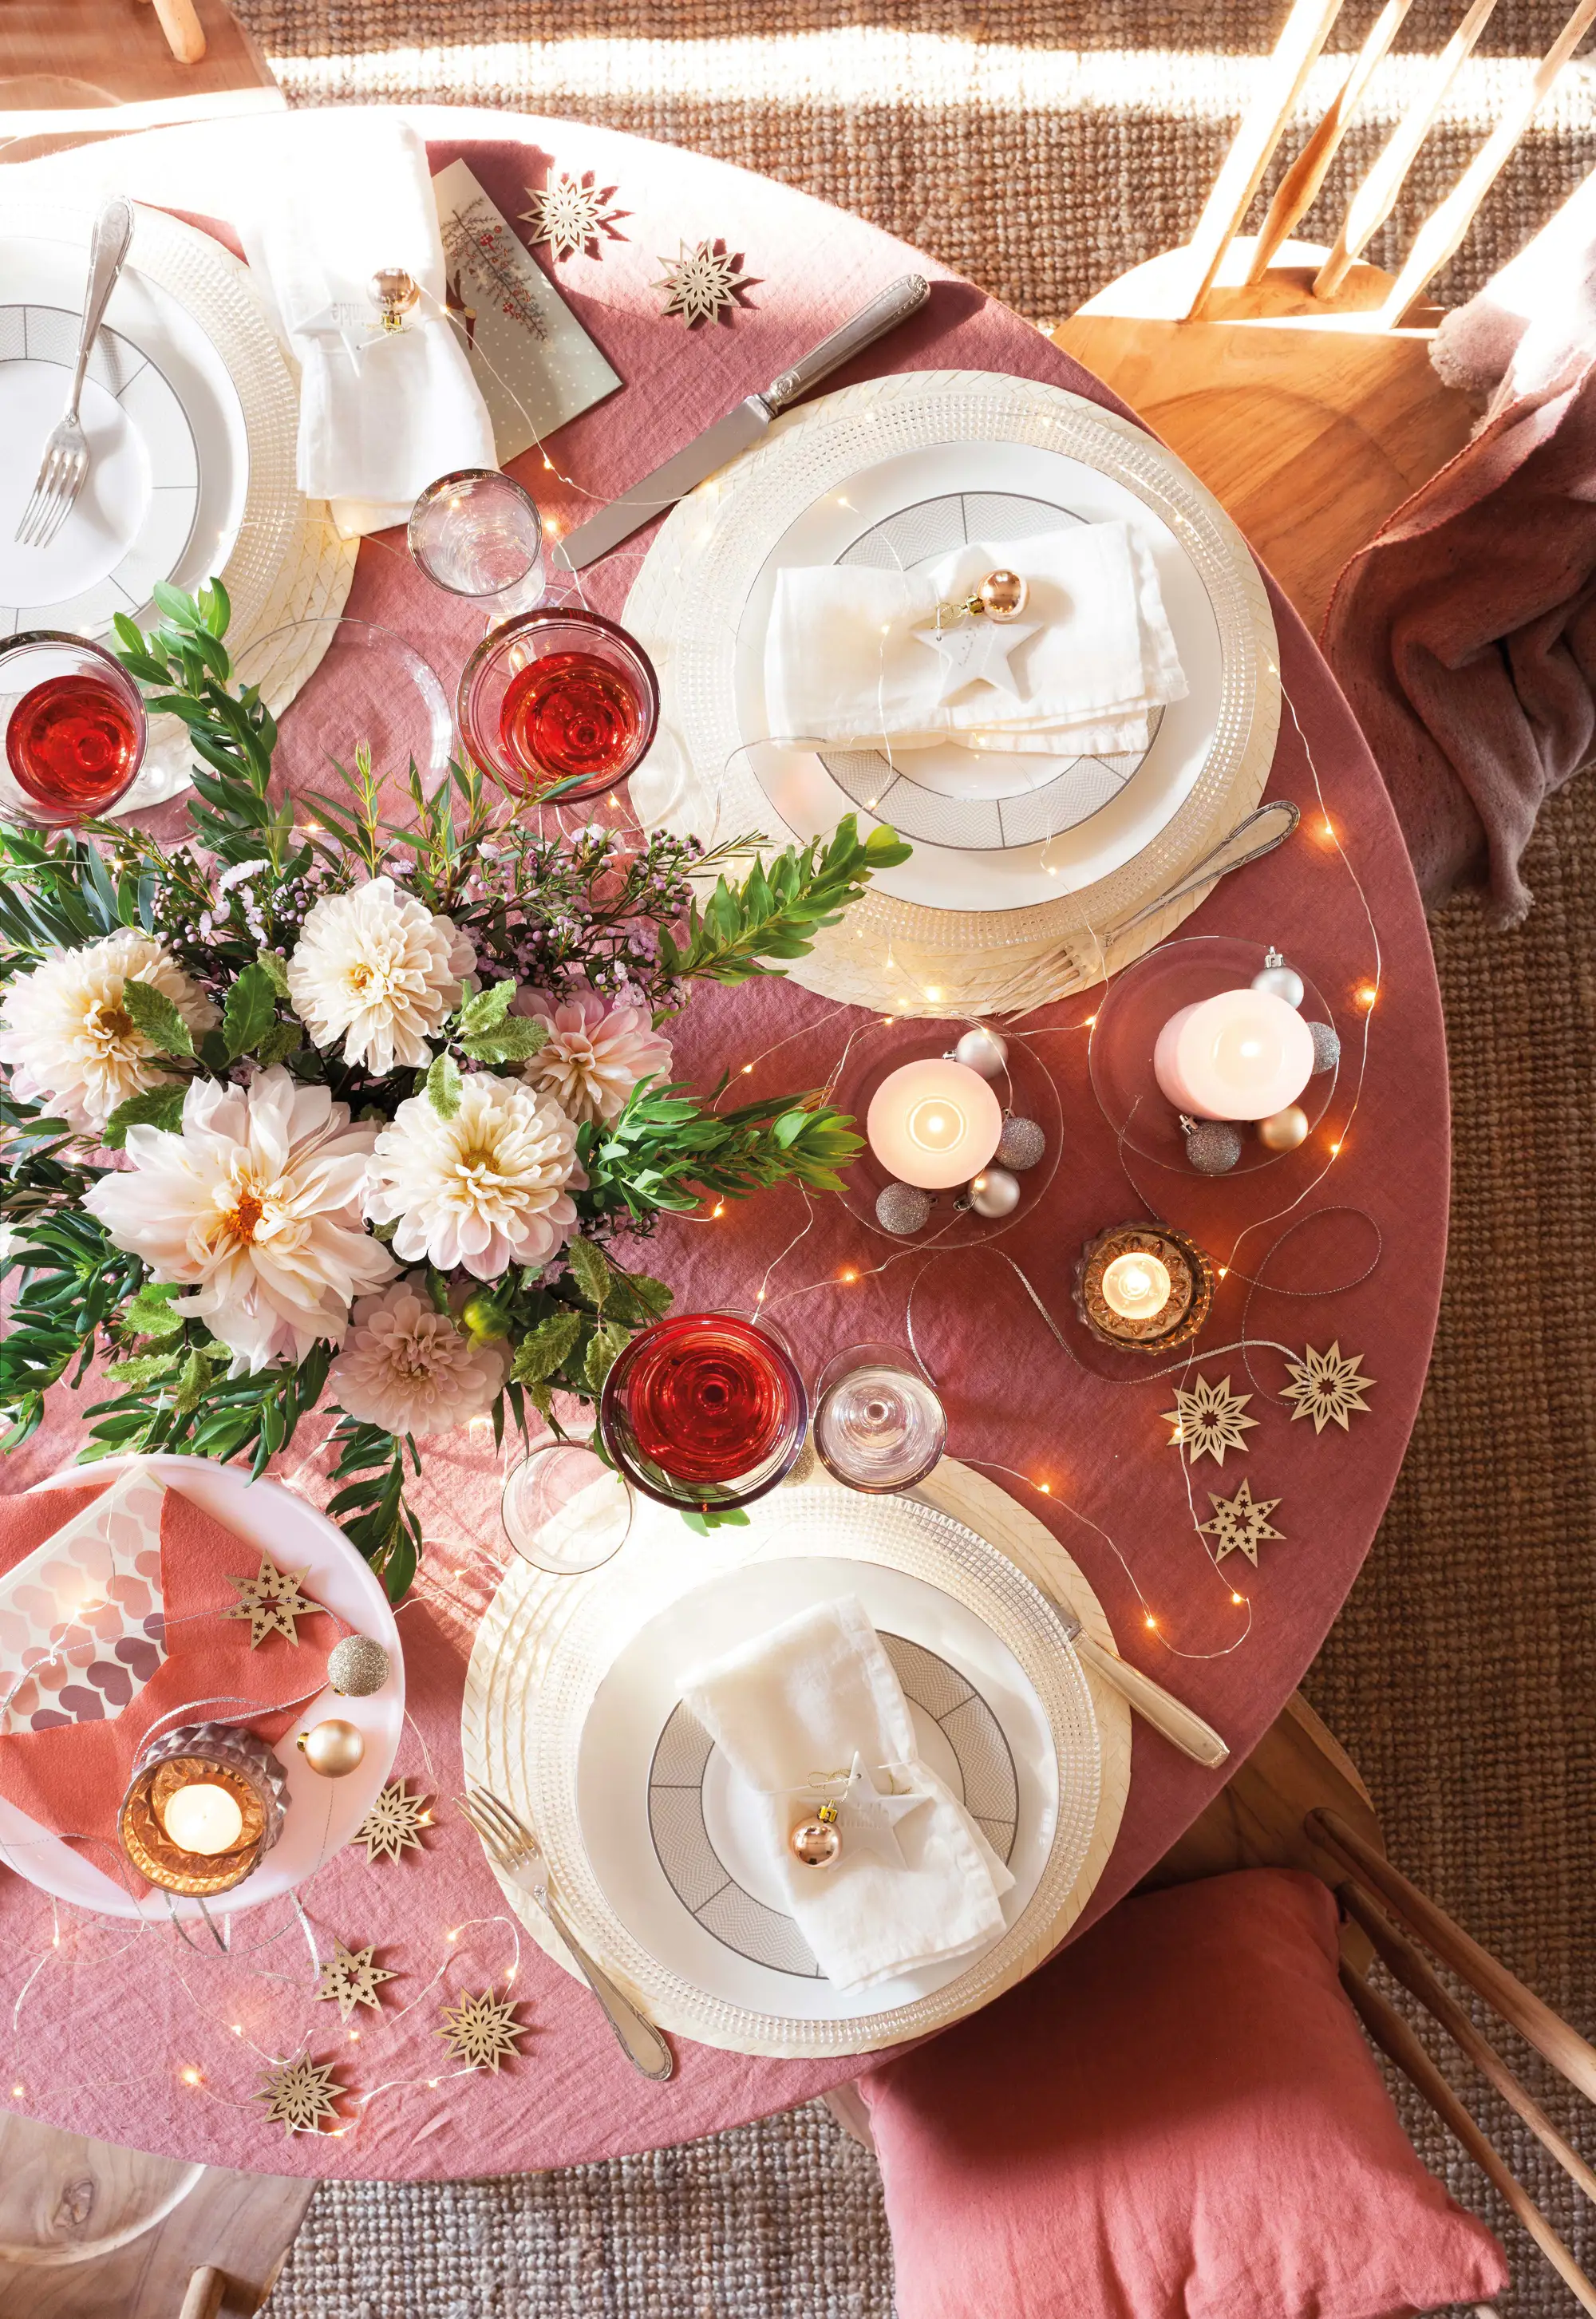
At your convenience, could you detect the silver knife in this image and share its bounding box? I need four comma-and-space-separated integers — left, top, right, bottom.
552, 273, 930, 572
1057, 1607, 1231, 1769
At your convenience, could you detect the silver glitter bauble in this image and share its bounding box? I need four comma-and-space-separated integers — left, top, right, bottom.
952, 1025, 1008, 1079
1184, 1119, 1243, 1175
1308, 1020, 1341, 1075
876, 1180, 933, 1235
996, 1114, 1046, 1171
1250, 950, 1305, 1009
328, 1635, 393, 1698
967, 1166, 1021, 1219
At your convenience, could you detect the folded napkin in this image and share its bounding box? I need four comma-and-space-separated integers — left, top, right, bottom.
683, 1595, 1013, 1992
0, 1465, 338, 1871
765, 523, 1187, 757
236, 112, 496, 538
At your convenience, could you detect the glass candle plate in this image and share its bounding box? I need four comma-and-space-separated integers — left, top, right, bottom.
1089, 935, 1338, 1173
230, 618, 452, 802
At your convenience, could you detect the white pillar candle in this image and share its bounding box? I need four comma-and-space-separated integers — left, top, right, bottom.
867, 1058, 1003, 1190
160, 1780, 244, 1858
1100, 1251, 1172, 1321
1154, 988, 1314, 1121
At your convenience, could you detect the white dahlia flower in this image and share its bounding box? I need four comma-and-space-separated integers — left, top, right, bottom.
83, 1066, 397, 1373
0, 929, 218, 1134
286, 876, 475, 1077
516, 983, 673, 1126
328, 1278, 508, 1438
364, 1073, 583, 1279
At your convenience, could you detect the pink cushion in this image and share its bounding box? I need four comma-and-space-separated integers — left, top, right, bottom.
858, 1868, 1507, 2319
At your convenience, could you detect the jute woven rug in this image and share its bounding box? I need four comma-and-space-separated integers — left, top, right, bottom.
252, 6, 1596, 2311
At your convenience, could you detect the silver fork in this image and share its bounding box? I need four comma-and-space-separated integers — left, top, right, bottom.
15, 196, 136, 551
460, 1786, 675, 2081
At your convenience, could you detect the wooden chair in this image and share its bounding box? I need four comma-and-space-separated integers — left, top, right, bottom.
0, 2, 282, 166
0, 2114, 312, 2319
1052, 0, 1596, 631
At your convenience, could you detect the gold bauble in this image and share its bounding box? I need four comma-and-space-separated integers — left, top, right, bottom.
788, 1816, 842, 1869
1257, 1104, 1310, 1152
978, 568, 1028, 622
297, 1717, 365, 1778
369, 267, 421, 331
327, 1635, 392, 1699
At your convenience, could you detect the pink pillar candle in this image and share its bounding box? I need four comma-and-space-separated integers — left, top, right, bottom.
1154, 988, 1314, 1121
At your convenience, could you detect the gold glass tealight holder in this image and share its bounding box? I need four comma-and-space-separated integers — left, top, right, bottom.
1073, 1222, 1215, 1353
118, 1723, 289, 1897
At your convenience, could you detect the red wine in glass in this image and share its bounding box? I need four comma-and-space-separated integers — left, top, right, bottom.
499, 650, 643, 790
6, 672, 141, 816
602, 1313, 807, 1507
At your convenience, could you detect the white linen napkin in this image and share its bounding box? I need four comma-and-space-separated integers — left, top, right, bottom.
764, 522, 1187, 755
681, 1594, 1014, 1992
235, 113, 496, 538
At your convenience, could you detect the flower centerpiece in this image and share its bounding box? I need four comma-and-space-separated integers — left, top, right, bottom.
0, 583, 909, 1595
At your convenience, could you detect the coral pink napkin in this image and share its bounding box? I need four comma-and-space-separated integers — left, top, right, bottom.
0, 1476, 337, 1855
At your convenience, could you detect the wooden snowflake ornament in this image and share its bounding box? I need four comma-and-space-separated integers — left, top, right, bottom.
352, 1779, 433, 1866
1282, 1343, 1376, 1433
316, 1938, 397, 2022
224, 1552, 318, 1647
1199, 1479, 1285, 1565
521, 171, 625, 260
1163, 1374, 1258, 1466
258, 2053, 345, 2135
654, 239, 753, 326
437, 1987, 528, 2073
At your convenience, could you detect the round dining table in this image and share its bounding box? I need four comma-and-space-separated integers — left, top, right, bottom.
0, 106, 1448, 2183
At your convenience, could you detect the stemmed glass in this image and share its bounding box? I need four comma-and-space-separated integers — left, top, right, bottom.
0, 631, 145, 824
813, 1341, 948, 1493
502, 1436, 633, 1575
456, 606, 660, 806
599, 1311, 808, 1514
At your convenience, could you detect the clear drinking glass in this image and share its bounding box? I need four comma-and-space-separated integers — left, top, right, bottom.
409, 468, 546, 619
502, 1438, 633, 1575
0, 630, 145, 824
813, 1341, 948, 1493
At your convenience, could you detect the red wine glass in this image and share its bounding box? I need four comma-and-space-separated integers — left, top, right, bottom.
456, 606, 659, 805
598, 1310, 809, 1514
0, 631, 146, 825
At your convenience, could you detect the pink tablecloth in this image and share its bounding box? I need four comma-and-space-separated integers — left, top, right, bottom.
0, 114, 1448, 2182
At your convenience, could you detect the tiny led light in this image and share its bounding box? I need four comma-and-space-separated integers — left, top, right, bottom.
10, 2084, 22, 2099
1144, 1613, 1158, 1630
1231, 1590, 1244, 1605
180, 2065, 203, 2086
741, 1062, 753, 1074
839, 1267, 857, 1284
1037, 1480, 1051, 1495
1357, 984, 1377, 1008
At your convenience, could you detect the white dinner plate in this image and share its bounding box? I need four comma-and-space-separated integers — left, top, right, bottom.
519, 1485, 1101, 2054
4, 1456, 404, 1922
0, 225, 248, 641
578, 1554, 1059, 2021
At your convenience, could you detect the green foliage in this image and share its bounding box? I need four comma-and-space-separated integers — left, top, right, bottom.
120, 977, 194, 1059
425, 1050, 463, 1120
583, 1081, 863, 1222
658, 816, 911, 989
102, 1082, 188, 1149
222, 962, 280, 1059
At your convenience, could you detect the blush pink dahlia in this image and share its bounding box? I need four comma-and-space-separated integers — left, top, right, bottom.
328, 1279, 508, 1438
516, 984, 673, 1127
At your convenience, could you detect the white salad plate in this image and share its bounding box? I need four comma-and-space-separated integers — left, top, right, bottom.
0, 218, 248, 642
465, 1475, 1112, 2057
627, 370, 1280, 1014
3, 1456, 404, 1922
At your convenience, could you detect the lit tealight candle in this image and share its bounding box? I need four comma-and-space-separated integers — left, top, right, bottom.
160, 1781, 244, 1859
866, 1058, 1003, 1191
1100, 1251, 1172, 1321
1153, 988, 1314, 1122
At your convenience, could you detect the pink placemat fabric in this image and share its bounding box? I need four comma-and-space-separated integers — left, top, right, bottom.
0, 117, 1448, 2183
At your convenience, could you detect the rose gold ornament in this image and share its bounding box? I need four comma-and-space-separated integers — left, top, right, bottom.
297, 1717, 365, 1778
788, 1803, 842, 1868
1257, 1104, 1310, 1152
370, 268, 421, 333
978, 569, 1028, 622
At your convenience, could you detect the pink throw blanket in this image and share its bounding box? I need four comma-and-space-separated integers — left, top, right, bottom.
1323, 172, 1596, 926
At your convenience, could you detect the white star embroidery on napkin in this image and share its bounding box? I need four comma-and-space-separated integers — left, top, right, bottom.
912, 618, 1039, 709
835, 1752, 935, 1867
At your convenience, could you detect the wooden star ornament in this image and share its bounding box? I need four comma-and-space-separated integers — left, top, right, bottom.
654, 238, 753, 326
1199, 1479, 1286, 1565
352, 1779, 434, 1867
257, 2053, 346, 2136
315, 1938, 397, 2023
1282, 1343, 1376, 1434
224, 1551, 318, 1647
521, 170, 626, 260
1163, 1373, 1258, 1466
437, 1986, 528, 2073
